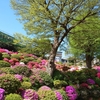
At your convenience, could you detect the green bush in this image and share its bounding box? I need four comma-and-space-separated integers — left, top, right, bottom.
95, 77, 100, 86
64, 71, 80, 84
39, 71, 53, 87
5, 93, 22, 100
79, 68, 97, 79
2, 53, 10, 59
0, 74, 21, 94
0, 67, 13, 74
11, 54, 21, 60
20, 57, 35, 64
30, 70, 53, 90
23, 76, 30, 82
21, 81, 32, 89
53, 69, 67, 80
38, 88, 57, 100
53, 80, 67, 88
0, 60, 10, 68
11, 66, 32, 77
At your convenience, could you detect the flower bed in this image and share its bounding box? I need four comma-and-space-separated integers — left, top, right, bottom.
0, 48, 100, 100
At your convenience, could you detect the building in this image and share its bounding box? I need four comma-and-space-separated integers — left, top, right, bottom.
0, 31, 16, 51
55, 52, 62, 62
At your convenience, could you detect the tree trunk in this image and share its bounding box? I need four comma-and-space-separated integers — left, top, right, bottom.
46, 46, 58, 76
85, 54, 93, 68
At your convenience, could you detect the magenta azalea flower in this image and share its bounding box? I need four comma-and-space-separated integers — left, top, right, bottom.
65, 86, 78, 100
87, 79, 95, 85
22, 89, 39, 100
0, 88, 5, 100
54, 91, 63, 100
14, 74, 23, 81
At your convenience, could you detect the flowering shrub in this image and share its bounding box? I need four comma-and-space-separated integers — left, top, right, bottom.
53, 80, 67, 88
11, 66, 32, 77
11, 54, 21, 60
22, 89, 39, 100
9, 58, 19, 65
20, 57, 35, 64
57, 89, 68, 100
14, 74, 23, 81
65, 86, 78, 100
38, 86, 57, 100
1, 48, 100, 99
80, 83, 89, 88
54, 91, 63, 100
87, 79, 95, 85
0, 88, 5, 100
0, 67, 12, 74
21, 81, 32, 89
0, 60, 10, 68
30, 69, 53, 90
2, 53, 10, 59
97, 72, 100, 78
5, 93, 22, 100
38, 86, 51, 91
0, 74, 21, 94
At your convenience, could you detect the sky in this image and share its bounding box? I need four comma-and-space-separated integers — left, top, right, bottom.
0, 0, 26, 36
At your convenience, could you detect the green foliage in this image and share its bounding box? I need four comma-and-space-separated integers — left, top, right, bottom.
79, 68, 97, 80
64, 71, 79, 84
23, 76, 30, 82
53, 80, 67, 88
39, 71, 53, 87
38, 89, 57, 100
0, 60, 10, 68
21, 81, 32, 89
95, 77, 100, 86
30, 70, 53, 90
11, 0, 100, 76
11, 66, 32, 77
68, 16, 100, 60
53, 69, 67, 80
5, 93, 22, 100
2, 53, 10, 59
0, 74, 21, 94
0, 67, 13, 74
13, 33, 51, 57
20, 57, 35, 64
11, 54, 21, 60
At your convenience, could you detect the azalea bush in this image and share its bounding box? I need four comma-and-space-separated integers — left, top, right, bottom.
1, 48, 100, 99
37, 86, 57, 100
5, 93, 23, 100
0, 67, 12, 74
0, 74, 21, 94
2, 53, 10, 59
11, 65, 32, 77
0, 60, 10, 68
30, 69, 53, 90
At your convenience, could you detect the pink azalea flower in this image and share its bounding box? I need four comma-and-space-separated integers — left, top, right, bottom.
97, 73, 100, 78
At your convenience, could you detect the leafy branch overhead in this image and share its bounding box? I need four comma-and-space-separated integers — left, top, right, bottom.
11, 0, 100, 75
11, 0, 100, 46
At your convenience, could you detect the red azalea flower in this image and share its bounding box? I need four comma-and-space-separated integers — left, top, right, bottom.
97, 73, 100, 78
80, 83, 89, 88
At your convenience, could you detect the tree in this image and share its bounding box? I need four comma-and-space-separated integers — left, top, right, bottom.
11, 0, 100, 76
68, 16, 100, 68
13, 33, 51, 58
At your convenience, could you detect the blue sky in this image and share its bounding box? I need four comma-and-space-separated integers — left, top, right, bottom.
0, 0, 26, 36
